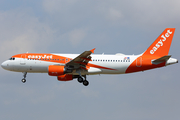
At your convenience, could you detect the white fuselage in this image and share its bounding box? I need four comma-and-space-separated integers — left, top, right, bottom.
1, 54, 139, 75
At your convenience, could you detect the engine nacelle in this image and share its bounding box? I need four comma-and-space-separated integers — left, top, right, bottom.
48, 65, 65, 76
57, 74, 73, 81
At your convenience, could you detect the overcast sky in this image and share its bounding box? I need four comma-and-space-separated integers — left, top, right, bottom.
0, 0, 180, 120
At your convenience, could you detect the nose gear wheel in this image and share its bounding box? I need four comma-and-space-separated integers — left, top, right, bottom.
22, 78, 26, 83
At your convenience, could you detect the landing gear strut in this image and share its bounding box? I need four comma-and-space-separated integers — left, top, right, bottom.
21, 72, 27, 83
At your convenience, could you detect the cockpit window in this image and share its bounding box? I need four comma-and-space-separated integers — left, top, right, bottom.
9, 58, 15, 60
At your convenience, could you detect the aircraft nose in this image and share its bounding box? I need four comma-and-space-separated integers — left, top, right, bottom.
1, 61, 6, 69
1, 61, 9, 70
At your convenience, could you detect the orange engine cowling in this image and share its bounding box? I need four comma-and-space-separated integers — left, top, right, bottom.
57, 74, 73, 81
48, 65, 65, 76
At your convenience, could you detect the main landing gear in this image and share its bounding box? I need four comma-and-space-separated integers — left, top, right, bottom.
76, 70, 89, 86
21, 72, 27, 83
77, 75, 89, 86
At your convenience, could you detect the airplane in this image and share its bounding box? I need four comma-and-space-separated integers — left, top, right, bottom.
1, 28, 178, 86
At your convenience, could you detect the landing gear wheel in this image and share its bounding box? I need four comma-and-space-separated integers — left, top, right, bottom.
22, 79, 26, 83
78, 77, 83, 83
21, 72, 27, 83
83, 80, 89, 86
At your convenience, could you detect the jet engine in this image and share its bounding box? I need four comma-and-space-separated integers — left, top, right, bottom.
48, 65, 65, 76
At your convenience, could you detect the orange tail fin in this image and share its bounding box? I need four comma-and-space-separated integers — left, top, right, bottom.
143, 28, 175, 57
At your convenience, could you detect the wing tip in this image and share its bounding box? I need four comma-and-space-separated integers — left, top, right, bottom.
90, 48, 96, 53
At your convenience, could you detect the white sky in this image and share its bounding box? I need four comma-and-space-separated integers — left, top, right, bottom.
0, 0, 180, 120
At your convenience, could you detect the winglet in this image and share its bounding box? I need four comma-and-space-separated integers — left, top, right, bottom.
90, 48, 96, 53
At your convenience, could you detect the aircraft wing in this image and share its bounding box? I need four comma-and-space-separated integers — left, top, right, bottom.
66, 48, 95, 70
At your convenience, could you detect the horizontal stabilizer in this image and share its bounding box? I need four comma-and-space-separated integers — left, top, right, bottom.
152, 55, 171, 65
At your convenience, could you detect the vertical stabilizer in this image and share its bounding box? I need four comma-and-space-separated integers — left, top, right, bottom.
142, 28, 175, 57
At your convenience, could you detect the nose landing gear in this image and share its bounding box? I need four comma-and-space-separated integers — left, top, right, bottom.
21, 72, 27, 83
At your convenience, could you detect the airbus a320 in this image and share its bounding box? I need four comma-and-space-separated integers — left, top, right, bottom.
1, 28, 178, 86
